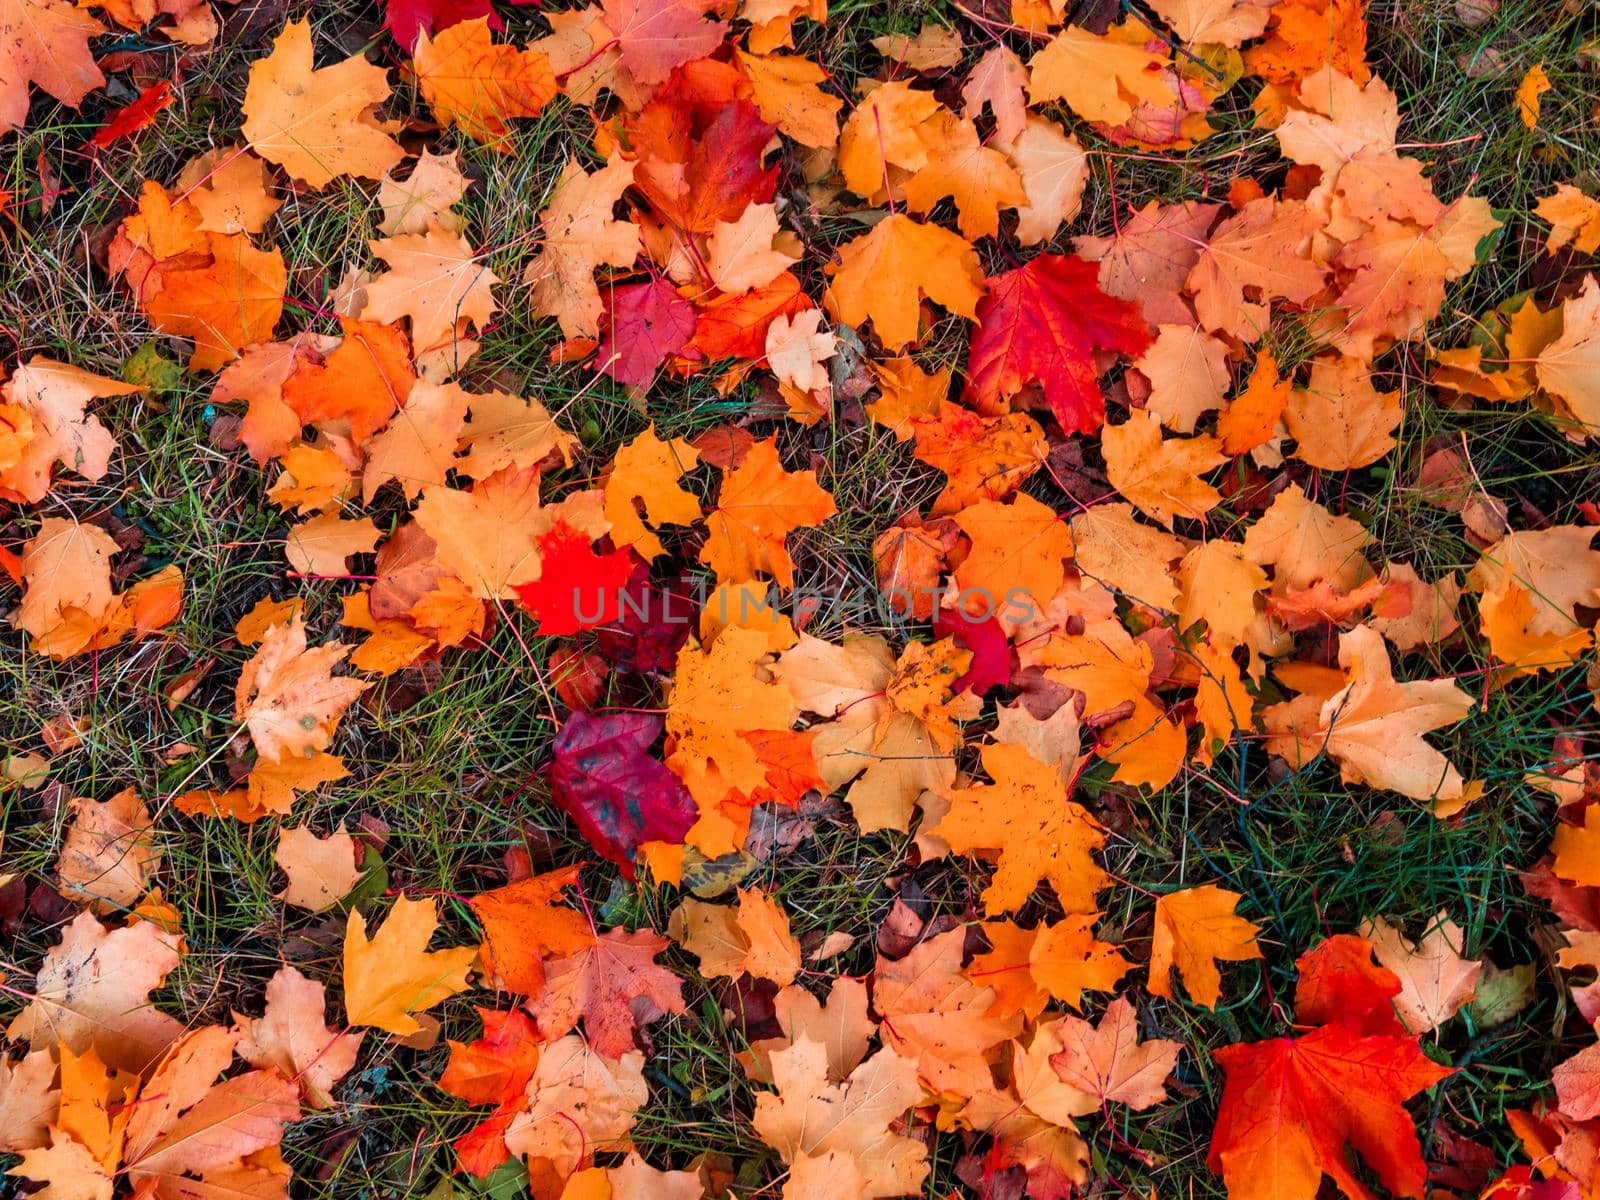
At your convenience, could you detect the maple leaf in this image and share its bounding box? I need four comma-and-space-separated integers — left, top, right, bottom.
414, 18, 556, 148
934, 743, 1107, 917
438, 1007, 543, 1107
342, 896, 476, 1035
1536, 184, 1600, 255
1553, 1041, 1600, 1120
745, 978, 876, 1082
1293, 933, 1408, 1036
603, 425, 702, 559
1075, 199, 1220, 328
178, 148, 282, 236
1151, 0, 1271, 43
214, 342, 313, 463
903, 111, 1027, 241
468, 866, 595, 994
670, 887, 803, 986
596, 278, 698, 388
962, 45, 1029, 142
1208, 1020, 1452, 1200
871, 23, 963, 69
234, 616, 369, 763
548, 711, 697, 877
524, 158, 642, 338
665, 626, 802, 852
242, 19, 405, 188
1028, 25, 1175, 125
1243, 483, 1372, 592
1217, 348, 1292, 455
142, 233, 289, 372
362, 379, 470, 502
913, 402, 1047, 514
1245, 0, 1368, 86
453, 387, 577, 480
707, 202, 798, 294
1553, 805, 1600, 887
836, 80, 941, 200
273, 825, 363, 912
965, 253, 1152, 435
502, 1035, 648, 1180
413, 467, 550, 597
1515, 63, 1551, 129
7, 911, 183, 1071
1535, 277, 1600, 430
1049, 996, 1182, 1108
1135, 323, 1231, 433
56, 790, 159, 913
1176, 541, 1267, 648
685, 270, 811, 362
766, 309, 837, 394
824, 213, 985, 351
1149, 884, 1263, 1009
0, 0, 105, 136
699, 438, 836, 589
528, 928, 687, 1057
599, 0, 727, 84
1102, 409, 1225, 528
513, 523, 635, 636
1370, 562, 1462, 653
363, 226, 501, 365
873, 927, 1022, 1095
235, 965, 363, 1109
118, 1030, 301, 1200
385, 0, 493, 49
1264, 624, 1473, 809
0, 1050, 57, 1155
629, 93, 779, 234
1186, 198, 1327, 342
14, 519, 116, 658
751, 1039, 930, 1199
377, 149, 469, 236
1029, 914, 1134, 1009
283, 511, 381, 578
776, 633, 950, 832
87, 79, 173, 148
1360, 912, 1482, 1035
734, 49, 842, 148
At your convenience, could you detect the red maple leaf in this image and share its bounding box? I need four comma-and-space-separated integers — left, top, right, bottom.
437, 1008, 543, 1106
964, 253, 1152, 435
514, 524, 636, 636
88, 81, 174, 149
628, 84, 779, 234
599, 0, 728, 86
934, 606, 1012, 694
1294, 932, 1408, 1036
683, 273, 810, 362
596, 278, 698, 388
1208, 1022, 1452, 1200
383, 0, 496, 49
547, 711, 698, 877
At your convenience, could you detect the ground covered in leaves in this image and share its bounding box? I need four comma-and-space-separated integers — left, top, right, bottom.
4, 0, 1600, 1199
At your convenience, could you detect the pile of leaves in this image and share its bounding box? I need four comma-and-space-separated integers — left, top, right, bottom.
3, 0, 1600, 1198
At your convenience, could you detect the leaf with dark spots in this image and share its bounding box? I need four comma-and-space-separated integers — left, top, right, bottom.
547, 711, 697, 877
